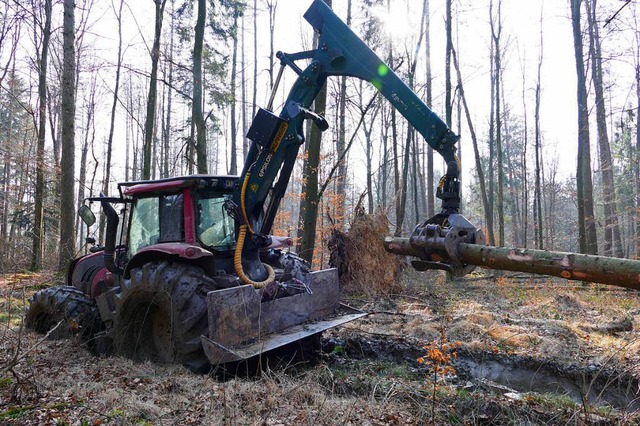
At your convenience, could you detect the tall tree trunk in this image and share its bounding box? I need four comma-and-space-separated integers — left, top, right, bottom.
229, 7, 239, 175
424, 0, 434, 217
297, 1, 330, 263
335, 0, 351, 226
490, 0, 504, 246
77, 83, 95, 249
504, 114, 521, 246
193, 0, 207, 174
397, 0, 427, 234
103, 0, 123, 196
58, 0, 76, 270
534, 15, 544, 250
520, 61, 529, 248
252, 0, 258, 119
358, 80, 379, 214
586, 0, 623, 257
391, 86, 400, 234
389, 1, 401, 236
30, 0, 51, 272
635, 35, 640, 257
266, 0, 276, 89
444, 0, 453, 128
412, 134, 420, 222
163, 0, 174, 178
488, 39, 495, 244
241, 11, 248, 160
570, 0, 598, 255
452, 47, 494, 245
143, 0, 167, 180
397, 120, 412, 234
380, 103, 389, 210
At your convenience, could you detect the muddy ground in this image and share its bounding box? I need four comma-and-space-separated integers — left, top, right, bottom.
2, 269, 640, 425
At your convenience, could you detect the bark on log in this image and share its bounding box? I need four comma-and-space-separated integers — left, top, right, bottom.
384, 237, 640, 290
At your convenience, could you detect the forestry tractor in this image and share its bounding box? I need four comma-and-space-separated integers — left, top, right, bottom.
25, 0, 640, 371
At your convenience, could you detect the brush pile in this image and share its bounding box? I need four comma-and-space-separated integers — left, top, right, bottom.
328, 212, 403, 295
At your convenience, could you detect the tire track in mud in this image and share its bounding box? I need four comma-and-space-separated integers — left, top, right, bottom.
322, 331, 640, 413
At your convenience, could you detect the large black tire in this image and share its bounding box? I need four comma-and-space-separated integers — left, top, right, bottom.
112, 261, 218, 372
25, 285, 100, 341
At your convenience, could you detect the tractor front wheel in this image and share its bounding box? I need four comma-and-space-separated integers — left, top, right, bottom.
113, 261, 217, 372
25, 285, 100, 341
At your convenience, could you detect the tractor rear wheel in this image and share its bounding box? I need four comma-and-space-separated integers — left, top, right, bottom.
113, 261, 217, 372
25, 285, 100, 341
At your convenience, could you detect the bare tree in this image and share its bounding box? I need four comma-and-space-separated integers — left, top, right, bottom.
334, 0, 352, 226
30, 0, 52, 271
534, 14, 544, 250
452, 47, 494, 245
265, 0, 277, 89
143, 0, 167, 180
103, 0, 124, 198
444, 0, 453, 127
634, 4, 640, 257
586, 0, 623, 257
570, 0, 598, 254
490, 0, 505, 246
252, 0, 258, 118
58, 0, 76, 270
241, 10, 248, 159
424, 0, 434, 217
77, 76, 97, 249
397, 0, 427, 234
297, 0, 331, 263
229, 5, 240, 175
193, 0, 207, 173
162, 0, 175, 178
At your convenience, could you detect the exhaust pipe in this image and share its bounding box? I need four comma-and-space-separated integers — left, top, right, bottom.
101, 196, 123, 275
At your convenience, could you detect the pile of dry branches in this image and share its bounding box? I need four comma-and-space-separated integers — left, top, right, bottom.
329, 212, 403, 296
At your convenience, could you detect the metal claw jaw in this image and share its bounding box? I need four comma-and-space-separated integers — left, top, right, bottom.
407, 213, 485, 277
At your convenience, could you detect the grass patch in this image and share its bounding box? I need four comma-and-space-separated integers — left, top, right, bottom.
0, 406, 32, 420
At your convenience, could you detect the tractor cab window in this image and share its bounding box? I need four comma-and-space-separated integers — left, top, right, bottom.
196, 192, 235, 249
128, 194, 184, 257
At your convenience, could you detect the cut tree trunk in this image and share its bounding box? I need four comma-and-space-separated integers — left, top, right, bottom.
384, 236, 640, 290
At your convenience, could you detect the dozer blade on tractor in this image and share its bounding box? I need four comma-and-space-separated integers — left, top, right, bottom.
201, 269, 365, 364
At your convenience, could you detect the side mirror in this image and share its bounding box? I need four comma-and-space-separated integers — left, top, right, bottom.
78, 205, 96, 227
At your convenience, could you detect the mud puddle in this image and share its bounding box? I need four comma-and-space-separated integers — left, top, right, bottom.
332, 334, 640, 412
455, 352, 640, 412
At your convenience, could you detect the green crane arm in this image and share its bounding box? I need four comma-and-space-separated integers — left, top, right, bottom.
235, 0, 462, 266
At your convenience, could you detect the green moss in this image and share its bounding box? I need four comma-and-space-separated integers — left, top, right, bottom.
0, 377, 13, 389
108, 408, 125, 419
0, 406, 32, 419
524, 392, 578, 410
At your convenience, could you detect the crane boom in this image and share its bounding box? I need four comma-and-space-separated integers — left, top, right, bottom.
236, 0, 462, 246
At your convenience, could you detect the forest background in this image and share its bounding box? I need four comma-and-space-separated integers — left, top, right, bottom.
0, 0, 638, 273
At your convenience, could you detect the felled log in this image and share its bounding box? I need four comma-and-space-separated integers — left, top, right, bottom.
384, 237, 640, 291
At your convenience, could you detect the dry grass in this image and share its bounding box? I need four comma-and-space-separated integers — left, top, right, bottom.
3, 268, 640, 424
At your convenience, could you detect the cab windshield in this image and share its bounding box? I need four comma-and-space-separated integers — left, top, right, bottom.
128, 194, 184, 257
196, 191, 236, 249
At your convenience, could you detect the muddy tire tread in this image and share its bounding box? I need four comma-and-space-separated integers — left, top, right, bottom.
25, 285, 100, 340
113, 261, 217, 371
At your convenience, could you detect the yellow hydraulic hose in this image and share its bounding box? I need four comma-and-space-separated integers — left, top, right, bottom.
240, 172, 255, 234
235, 172, 276, 288
234, 224, 275, 289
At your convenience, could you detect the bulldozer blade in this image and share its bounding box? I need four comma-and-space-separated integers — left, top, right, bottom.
201, 268, 365, 364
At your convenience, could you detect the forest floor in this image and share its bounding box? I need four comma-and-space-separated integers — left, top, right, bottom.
2, 268, 640, 425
